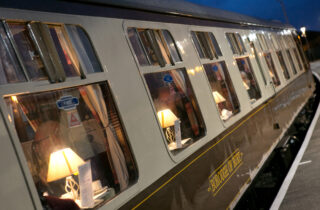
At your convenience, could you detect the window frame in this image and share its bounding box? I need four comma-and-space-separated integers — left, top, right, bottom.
125, 23, 207, 161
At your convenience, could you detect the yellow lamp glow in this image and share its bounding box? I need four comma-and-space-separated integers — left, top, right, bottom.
212, 91, 226, 104
157, 109, 178, 128
47, 148, 85, 182
47, 148, 85, 200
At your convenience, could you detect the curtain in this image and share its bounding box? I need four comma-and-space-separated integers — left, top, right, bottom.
79, 85, 129, 191
170, 70, 199, 136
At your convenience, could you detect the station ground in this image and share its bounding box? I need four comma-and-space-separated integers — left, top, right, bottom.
270, 60, 320, 210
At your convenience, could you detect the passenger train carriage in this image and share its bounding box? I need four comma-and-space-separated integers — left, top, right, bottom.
0, 0, 314, 209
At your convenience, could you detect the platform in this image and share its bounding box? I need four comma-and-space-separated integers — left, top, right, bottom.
271, 61, 320, 210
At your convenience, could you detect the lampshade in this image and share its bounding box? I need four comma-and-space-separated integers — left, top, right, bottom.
242, 81, 250, 90
213, 91, 226, 104
157, 109, 178, 128
47, 148, 85, 182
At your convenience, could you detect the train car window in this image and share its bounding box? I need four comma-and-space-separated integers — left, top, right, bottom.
161, 30, 182, 63
127, 27, 182, 67
144, 68, 205, 154
291, 33, 309, 69
191, 31, 222, 59
0, 22, 26, 84
277, 51, 291, 80
236, 57, 261, 103
293, 48, 303, 71
127, 28, 150, 65
264, 53, 281, 86
226, 33, 246, 55
48, 25, 81, 77
5, 82, 137, 209
270, 35, 280, 50
7, 22, 48, 81
257, 34, 269, 51
256, 34, 281, 87
66, 25, 103, 74
286, 49, 297, 75
203, 61, 240, 121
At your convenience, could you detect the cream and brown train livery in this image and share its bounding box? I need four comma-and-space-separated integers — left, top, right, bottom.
0, 0, 314, 209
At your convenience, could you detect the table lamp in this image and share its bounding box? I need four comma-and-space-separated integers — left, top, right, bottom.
213, 91, 226, 104
157, 109, 178, 143
47, 148, 85, 200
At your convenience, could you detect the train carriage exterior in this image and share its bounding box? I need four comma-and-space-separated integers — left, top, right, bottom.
0, 0, 314, 209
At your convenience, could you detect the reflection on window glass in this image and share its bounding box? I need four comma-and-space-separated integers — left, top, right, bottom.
257, 34, 268, 51
48, 25, 80, 77
144, 68, 205, 153
277, 51, 290, 80
293, 48, 303, 71
66, 25, 103, 73
286, 50, 297, 75
6, 82, 137, 209
264, 53, 281, 86
236, 57, 261, 102
128, 28, 182, 67
191, 31, 222, 59
203, 61, 240, 121
0, 23, 26, 84
226, 33, 246, 55
162, 30, 182, 63
127, 28, 149, 66
8, 22, 47, 81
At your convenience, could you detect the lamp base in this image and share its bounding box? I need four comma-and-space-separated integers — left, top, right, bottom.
165, 127, 175, 144
65, 176, 80, 200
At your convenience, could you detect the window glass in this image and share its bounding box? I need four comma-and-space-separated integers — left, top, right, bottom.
127, 28, 149, 66
277, 51, 290, 80
144, 68, 205, 153
286, 50, 297, 75
162, 30, 182, 63
209, 33, 222, 56
236, 57, 261, 102
203, 61, 240, 121
192, 31, 222, 59
0, 23, 26, 84
66, 25, 103, 73
191, 31, 205, 58
137, 29, 159, 65
8, 22, 47, 81
293, 48, 303, 71
6, 82, 137, 209
235, 33, 246, 53
226, 33, 246, 55
257, 34, 268, 51
271, 35, 280, 50
226, 33, 239, 54
249, 40, 267, 85
128, 28, 182, 67
264, 53, 281, 86
48, 25, 80, 77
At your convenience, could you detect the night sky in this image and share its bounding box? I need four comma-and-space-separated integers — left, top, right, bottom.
186, 0, 320, 31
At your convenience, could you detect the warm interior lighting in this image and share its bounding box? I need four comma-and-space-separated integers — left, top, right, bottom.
11, 96, 18, 103
157, 109, 179, 144
213, 91, 226, 104
47, 148, 85, 200
157, 109, 178, 128
243, 81, 250, 90
47, 148, 85, 182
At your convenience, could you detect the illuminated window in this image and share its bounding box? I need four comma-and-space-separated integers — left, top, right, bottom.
144, 68, 205, 153
6, 82, 137, 209
127, 28, 182, 67
191, 31, 222, 59
203, 61, 240, 121
236, 57, 261, 102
